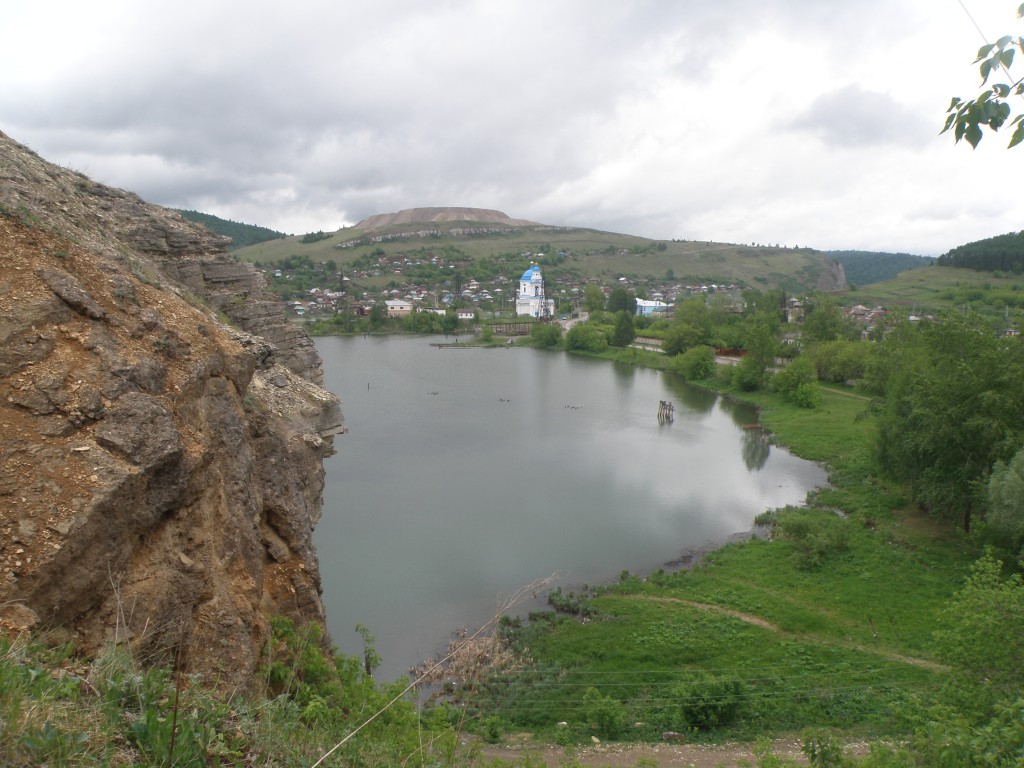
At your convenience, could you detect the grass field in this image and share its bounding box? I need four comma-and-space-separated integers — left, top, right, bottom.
843, 263, 1024, 320
479, 383, 979, 743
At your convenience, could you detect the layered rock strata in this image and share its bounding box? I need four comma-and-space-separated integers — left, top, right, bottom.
0, 131, 343, 691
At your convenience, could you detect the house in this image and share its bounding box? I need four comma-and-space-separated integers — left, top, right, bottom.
385, 299, 413, 317
456, 308, 477, 321
636, 299, 669, 317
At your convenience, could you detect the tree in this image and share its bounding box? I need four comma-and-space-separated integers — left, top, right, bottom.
943, 3, 1024, 149
565, 323, 609, 353
662, 322, 704, 356
770, 356, 821, 408
876, 312, 1024, 531
670, 345, 716, 381
606, 287, 636, 315
583, 284, 605, 313
531, 322, 562, 348
800, 295, 857, 345
610, 311, 635, 348
934, 552, 1024, 716
369, 302, 388, 329
987, 446, 1024, 556
805, 339, 874, 383
733, 313, 780, 392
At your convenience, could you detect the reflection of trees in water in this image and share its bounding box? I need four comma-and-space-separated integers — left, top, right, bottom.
718, 393, 760, 428
742, 427, 771, 471
663, 375, 716, 414
612, 361, 636, 388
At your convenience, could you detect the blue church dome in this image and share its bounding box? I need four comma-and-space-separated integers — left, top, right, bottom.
521, 265, 543, 281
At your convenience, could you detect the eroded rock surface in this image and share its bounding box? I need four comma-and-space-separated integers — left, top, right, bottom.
0, 130, 344, 691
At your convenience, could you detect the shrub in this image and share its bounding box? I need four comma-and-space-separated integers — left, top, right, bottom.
776, 508, 850, 570
771, 356, 821, 407
531, 322, 562, 347
671, 673, 746, 730
579, 687, 627, 739
672, 345, 716, 380
565, 324, 609, 353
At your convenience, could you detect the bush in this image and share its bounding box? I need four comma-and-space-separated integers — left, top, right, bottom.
734, 354, 767, 391
531, 322, 562, 347
776, 508, 850, 569
671, 673, 746, 730
771, 356, 821, 407
806, 340, 874, 383
579, 687, 627, 739
672, 345, 716, 380
565, 323, 609, 353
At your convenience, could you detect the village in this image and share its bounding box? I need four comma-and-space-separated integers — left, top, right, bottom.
256, 248, 898, 341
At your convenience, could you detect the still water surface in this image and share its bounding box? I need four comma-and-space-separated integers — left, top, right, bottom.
315, 335, 827, 679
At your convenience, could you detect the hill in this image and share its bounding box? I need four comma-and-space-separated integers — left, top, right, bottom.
233, 206, 848, 294
175, 208, 287, 249
843, 262, 1024, 324
828, 249, 932, 286
936, 230, 1024, 273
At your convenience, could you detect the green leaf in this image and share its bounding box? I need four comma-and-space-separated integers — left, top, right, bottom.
980, 58, 993, 82
1009, 121, 1024, 149
1000, 48, 1015, 69
965, 123, 983, 148
977, 43, 997, 60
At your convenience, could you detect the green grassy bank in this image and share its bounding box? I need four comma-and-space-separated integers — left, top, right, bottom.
467, 346, 981, 746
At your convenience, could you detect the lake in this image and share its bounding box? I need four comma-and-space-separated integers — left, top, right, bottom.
314, 335, 827, 680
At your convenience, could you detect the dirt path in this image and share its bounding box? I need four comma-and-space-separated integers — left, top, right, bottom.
477, 737, 815, 765
477, 734, 870, 767
637, 595, 945, 671
820, 386, 871, 401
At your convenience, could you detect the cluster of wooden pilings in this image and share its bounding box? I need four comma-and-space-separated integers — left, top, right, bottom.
658, 400, 675, 422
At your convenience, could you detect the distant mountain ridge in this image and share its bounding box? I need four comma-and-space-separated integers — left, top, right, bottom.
355, 207, 541, 229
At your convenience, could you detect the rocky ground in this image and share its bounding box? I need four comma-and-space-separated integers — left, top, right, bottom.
478, 734, 871, 767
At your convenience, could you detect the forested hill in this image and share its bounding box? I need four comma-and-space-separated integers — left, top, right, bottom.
827, 250, 932, 286
175, 209, 287, 250
937, 231, 1024, 273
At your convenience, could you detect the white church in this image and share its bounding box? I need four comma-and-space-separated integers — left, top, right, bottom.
515, 264, 556, 318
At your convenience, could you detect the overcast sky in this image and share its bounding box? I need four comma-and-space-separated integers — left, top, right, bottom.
4, 1, 1022, 255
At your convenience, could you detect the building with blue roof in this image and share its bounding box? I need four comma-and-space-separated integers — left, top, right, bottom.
515, 264, 555, 318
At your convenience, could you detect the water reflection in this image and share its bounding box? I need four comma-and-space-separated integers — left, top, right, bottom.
742, 426, 771, 471
314, 336, 827, 679
664, 373, 717, 414
611, 360, 637, 387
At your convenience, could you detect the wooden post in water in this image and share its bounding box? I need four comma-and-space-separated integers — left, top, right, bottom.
657, 400, 675, 423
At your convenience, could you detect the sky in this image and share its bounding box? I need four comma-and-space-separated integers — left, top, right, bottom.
3, 1, 1022, 256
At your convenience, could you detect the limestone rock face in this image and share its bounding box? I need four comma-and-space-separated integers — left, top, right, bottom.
816, 259, 848, 292
0, 130, 344, 691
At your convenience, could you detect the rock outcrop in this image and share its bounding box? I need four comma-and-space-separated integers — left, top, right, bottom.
355, 206, 540, 229
816, 258, 848, 292
0, 130, 343, 691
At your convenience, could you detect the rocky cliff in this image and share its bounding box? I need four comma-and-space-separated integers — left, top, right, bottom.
817, 258, 848, 292
0, 131, 344, 691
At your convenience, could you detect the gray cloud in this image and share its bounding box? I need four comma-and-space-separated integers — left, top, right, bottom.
789, 84, 930, 148
3, 0, 1023, 253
